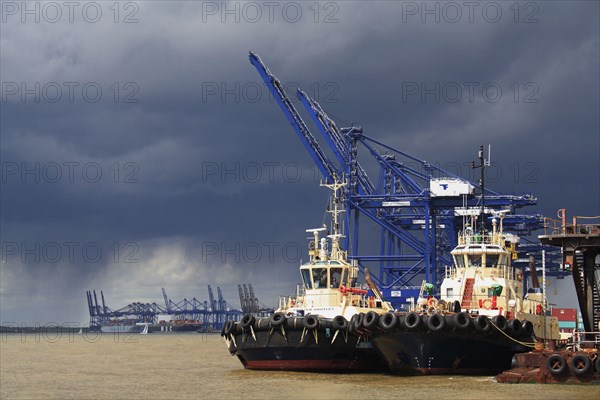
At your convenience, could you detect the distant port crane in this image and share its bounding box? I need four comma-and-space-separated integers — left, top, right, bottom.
86, 287, 243, 331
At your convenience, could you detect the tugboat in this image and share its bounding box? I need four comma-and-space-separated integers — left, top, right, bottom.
365, 211, 559, 374
221, 181, 393, 371
345, 146, 561, 375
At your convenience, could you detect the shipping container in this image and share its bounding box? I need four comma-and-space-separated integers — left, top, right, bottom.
551, 307, 577, 322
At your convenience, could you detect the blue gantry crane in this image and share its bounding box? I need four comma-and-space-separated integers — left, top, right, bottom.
249, 51, 564, 308
86, 287, 242, 331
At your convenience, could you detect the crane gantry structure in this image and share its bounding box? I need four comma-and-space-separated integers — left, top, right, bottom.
249, 51, 563, 307
86, 287, 241, 331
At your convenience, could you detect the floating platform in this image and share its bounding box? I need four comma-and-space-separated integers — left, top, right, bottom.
496, 348, 600, 384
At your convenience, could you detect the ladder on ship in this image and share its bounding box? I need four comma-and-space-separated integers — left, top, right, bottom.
461, 278, 475, 309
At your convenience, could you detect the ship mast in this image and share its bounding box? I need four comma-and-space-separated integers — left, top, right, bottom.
472, 145, 490, 233
321, 179, 347, 261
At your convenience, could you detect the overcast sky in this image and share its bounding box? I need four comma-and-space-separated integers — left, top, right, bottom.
1, 1, 598, 324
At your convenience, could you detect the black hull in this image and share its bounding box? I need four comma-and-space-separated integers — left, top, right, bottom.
224, 318, 384, 372
373, 330, 531, 375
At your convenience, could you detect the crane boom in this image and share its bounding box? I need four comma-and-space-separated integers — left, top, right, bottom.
297, 90, 375, 195
249, 51, 339, 182
207, 285, 216, 311
161, 287, 171, 313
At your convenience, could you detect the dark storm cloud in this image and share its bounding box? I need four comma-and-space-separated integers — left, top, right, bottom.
1, 1, 598, 322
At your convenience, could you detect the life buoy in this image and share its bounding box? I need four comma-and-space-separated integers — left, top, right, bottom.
379, 312, 397, 330
547, 354, 567, 375
482, 298, 493, 310
427, 297, 438, 308
570, 354, 592, 375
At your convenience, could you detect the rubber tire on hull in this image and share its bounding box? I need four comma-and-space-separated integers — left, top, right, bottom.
491, 315, 508, 332
453, 312, 473, 332
240, 314, 255, 329
405, 312, 422, 332
363, 311, 380, 330
304, 314, 319, 330
474, 315, 492, 335
270, 312, 287, 327
595, 357, 600, 373
379, 312, 397, 331
223, 320, 235, 336
426, 313, 446, 332
350, 313, 365, 332
569, 354, 592, 375
521, 320, 534, 338
547, 354, 567, 375
507, 319, 522, 337
332, 315, 348, 331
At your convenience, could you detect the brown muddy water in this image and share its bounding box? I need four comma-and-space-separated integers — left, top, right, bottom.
1, 332, 598, 399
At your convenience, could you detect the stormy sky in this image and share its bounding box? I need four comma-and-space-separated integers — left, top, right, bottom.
1, 1, 598, 324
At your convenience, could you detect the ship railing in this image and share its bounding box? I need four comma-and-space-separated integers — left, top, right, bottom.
544, 213, 600, 236
279, 295, 304, 309
572, 330, 600, 350
457, 232, 502, 246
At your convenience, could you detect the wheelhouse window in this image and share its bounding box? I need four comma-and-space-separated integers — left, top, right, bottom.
485, 254, 499, 268
312, 268, 328, 289
301, 269, 313, 289
467, 255, 482, 267
454, 255, 465, 268
330, 268, 343, 288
